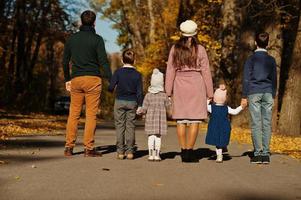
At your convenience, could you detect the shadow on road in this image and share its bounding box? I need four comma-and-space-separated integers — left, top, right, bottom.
161, 151, 179, 160
241, 151, 254, 158
71, 145, 117, 155
1, 138, 65, 150
72, 145, 149, 159
160, 148, 232, 162
134, 150, 148, 159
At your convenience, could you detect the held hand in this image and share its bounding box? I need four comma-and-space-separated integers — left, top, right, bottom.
65, 81, 71, 92
219, 84, 226, 90
167, 97, 172, 106
136, 107, 143, 115
241, 98, 248, 109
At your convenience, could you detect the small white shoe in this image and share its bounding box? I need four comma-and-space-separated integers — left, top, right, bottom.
148, 155, 155, 161
154, 150, 161, 161
216, 154, 223, 163
148, 149, 155, 161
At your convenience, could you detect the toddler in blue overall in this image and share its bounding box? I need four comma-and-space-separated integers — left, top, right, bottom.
206, 84, 244, 162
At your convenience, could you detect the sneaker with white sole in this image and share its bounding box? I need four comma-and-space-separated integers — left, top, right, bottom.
262, 155, 270, 164
250, 156, 262, 164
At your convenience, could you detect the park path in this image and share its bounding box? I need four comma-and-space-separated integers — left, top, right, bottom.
0, 124, 300, 200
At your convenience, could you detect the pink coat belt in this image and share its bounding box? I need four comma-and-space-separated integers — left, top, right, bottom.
175, 71, 201, 77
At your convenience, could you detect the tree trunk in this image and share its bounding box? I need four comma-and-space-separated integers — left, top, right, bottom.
265, 22, 283, 132
46, 39, 56, 111
15, 0, 26, 91
23, 1, 44, 79
121, 0, 145, 57
231, 29, 254, 127
220, 0, 244, 105
27, 31, 43, 85
0, 0, 14, 72
177, 0, 196, 26
27, 0, 48, 87
278, 14, 301, 135
147, 0, 155, 44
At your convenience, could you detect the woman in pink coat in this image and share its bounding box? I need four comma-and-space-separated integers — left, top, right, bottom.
165, 20, 213, 163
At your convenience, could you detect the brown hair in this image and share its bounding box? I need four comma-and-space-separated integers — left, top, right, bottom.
255, 32, 269, 48
81, 10, 96, 26
172, 36, 199, 69
122, 49, 135, 65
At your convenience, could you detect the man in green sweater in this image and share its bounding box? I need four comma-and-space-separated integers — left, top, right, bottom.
63, 10, 112, 157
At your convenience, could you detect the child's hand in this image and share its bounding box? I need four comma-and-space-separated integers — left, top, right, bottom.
136, 107, 143, 115
241, 98, 248, 109
219, 84, 226, 90
207, 99, 212, 105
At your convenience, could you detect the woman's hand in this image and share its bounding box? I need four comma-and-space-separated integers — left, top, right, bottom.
219, 84, 226, 90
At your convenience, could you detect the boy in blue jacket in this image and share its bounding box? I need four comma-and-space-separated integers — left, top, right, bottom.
108, 49, 143, 160
241, 32, 277, 164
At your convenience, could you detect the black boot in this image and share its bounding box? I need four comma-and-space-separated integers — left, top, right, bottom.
181, 149, 188, 162
187, 149, 199, 163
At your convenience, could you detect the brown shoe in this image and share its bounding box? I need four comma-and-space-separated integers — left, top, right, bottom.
126, 153, 134, 160
84, 148, 102, 157
64, 147, 73, 157
117, 153, 125, 160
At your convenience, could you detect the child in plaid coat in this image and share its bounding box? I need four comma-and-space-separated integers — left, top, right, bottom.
137, 68, 170, 161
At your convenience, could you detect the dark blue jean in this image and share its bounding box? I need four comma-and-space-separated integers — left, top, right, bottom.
248, 93, 274, 156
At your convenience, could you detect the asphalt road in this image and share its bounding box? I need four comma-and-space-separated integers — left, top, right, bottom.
0, 125, 300, 200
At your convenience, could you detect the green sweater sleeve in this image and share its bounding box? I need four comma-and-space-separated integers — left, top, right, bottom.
62, 39, 71, 82
96, 37, 112, 81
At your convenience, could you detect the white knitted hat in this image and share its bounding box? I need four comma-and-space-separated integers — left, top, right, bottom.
148, 68, 164, 94
180, 20, 198, 37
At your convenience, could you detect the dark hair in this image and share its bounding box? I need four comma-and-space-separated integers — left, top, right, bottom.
81, 10, 96, 26
172, 36, 199, 69
122, 49, 135, 65
255, 32, 269, 48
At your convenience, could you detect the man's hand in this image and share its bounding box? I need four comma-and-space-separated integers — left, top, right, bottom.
241, 98, 248, 109
65, 81, 71, 92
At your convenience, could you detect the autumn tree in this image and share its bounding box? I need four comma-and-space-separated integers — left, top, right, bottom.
278, 0, 301, 135
0, 0, 79, 112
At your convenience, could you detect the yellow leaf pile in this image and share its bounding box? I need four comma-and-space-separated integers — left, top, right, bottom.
200, 124, 301, 160
231, 127, 301, 160
0, 114, 67, 138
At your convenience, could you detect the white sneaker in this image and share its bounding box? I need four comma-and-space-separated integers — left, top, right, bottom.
216, 154, 223, 163
154, 150, 161, 161
148, 149, 154, 161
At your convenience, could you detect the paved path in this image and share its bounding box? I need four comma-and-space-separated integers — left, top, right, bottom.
0, 125, 300, 200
